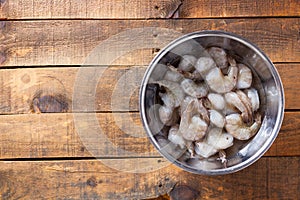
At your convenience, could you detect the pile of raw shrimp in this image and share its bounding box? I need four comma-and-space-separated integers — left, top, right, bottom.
156, 47, 261, 163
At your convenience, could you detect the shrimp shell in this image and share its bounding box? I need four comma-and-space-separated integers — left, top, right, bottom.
194, 128, 233, 158
158, 105, 178, 126
209, 110, 225, 128
178, 55, 197, 72
206, 128, 233, 150
207, 47, 228, 69
245, 88, 260, 112
181, 78, 208, 98
205, 66, 238, 93
168, 125, 186, 149
236, 90, 253, 123
225, 113, 261, 140
179, 100, 208, 141
168, 64, 202, 81
195, 57, 216, 76
164, 70, 183, 82
207, 93, 226, 110
224, 91, 250, 123
179, 97, 210, 124
155, 80, 185, 107
236, 63, 252, 89
159, 92, 176, 109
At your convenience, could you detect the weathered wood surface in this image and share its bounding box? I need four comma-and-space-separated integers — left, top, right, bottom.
0, 0, 299, 19
0, 112, 299, 159
0, 19, 299, 66
0, 113, 157, 159
0, 1, 299, 199
0, 63, 299, 115
0, 157, 299, 199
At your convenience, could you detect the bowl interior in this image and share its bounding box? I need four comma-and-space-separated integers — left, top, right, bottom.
140, 31, 284, 175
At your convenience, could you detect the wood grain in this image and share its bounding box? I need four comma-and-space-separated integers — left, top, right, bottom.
0, 64, 299, 115
0, 112, 158, 159
180, 0, 300, 18
0, 112, 299, 159
0, 157, 299, 199
0, 19, 299, 66
0, 0, 299, 19
0, 1, 298, 199
277, 63, 300, 110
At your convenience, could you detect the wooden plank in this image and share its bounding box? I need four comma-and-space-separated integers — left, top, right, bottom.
0, 0, 299, 19
0, 157, 299, 199
0, 63, 299, 115
277, 63, 300, 110
264, 112, 300, 157
0, 19, 299, 66
0, 112, 158, 159
180, 0, 300, 18
0, 112, 299, 159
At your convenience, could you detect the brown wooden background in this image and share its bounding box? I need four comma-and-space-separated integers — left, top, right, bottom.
0, 0, 299, 199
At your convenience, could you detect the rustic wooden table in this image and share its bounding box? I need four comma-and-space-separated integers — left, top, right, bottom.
0, 0, 299, 199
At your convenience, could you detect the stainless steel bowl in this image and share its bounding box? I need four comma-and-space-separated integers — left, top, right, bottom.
139, 31, 284, 175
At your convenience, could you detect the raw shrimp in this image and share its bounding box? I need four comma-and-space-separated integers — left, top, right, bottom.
225, 113, 262, 140
198, 99, 210, 124
180, 78, 208, 98
223, 102, 239, 115
206, 128, 233, 150
245, 88, 260, 112
236, 90, 253, 123
178, 55, 197, 72
194, 128, 233, 158
179, 96, 209, 123
207, 93, 226, 110
164, 70, 183, 82
168, 64, 202, 81
155, 80, 185, 107
159, 92, 176, 109
158, 105, 179, 126
179, 99, 208, 141
180, 96, 194, 115
205, 65, 238, 93
195, 57, 216, 76
184, 115, 207, 141
168, 125, 186, 149
209, 110, 225, 128
224, 91, 251, 123
236, 63, 252, 89
207, 47, 228, 69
